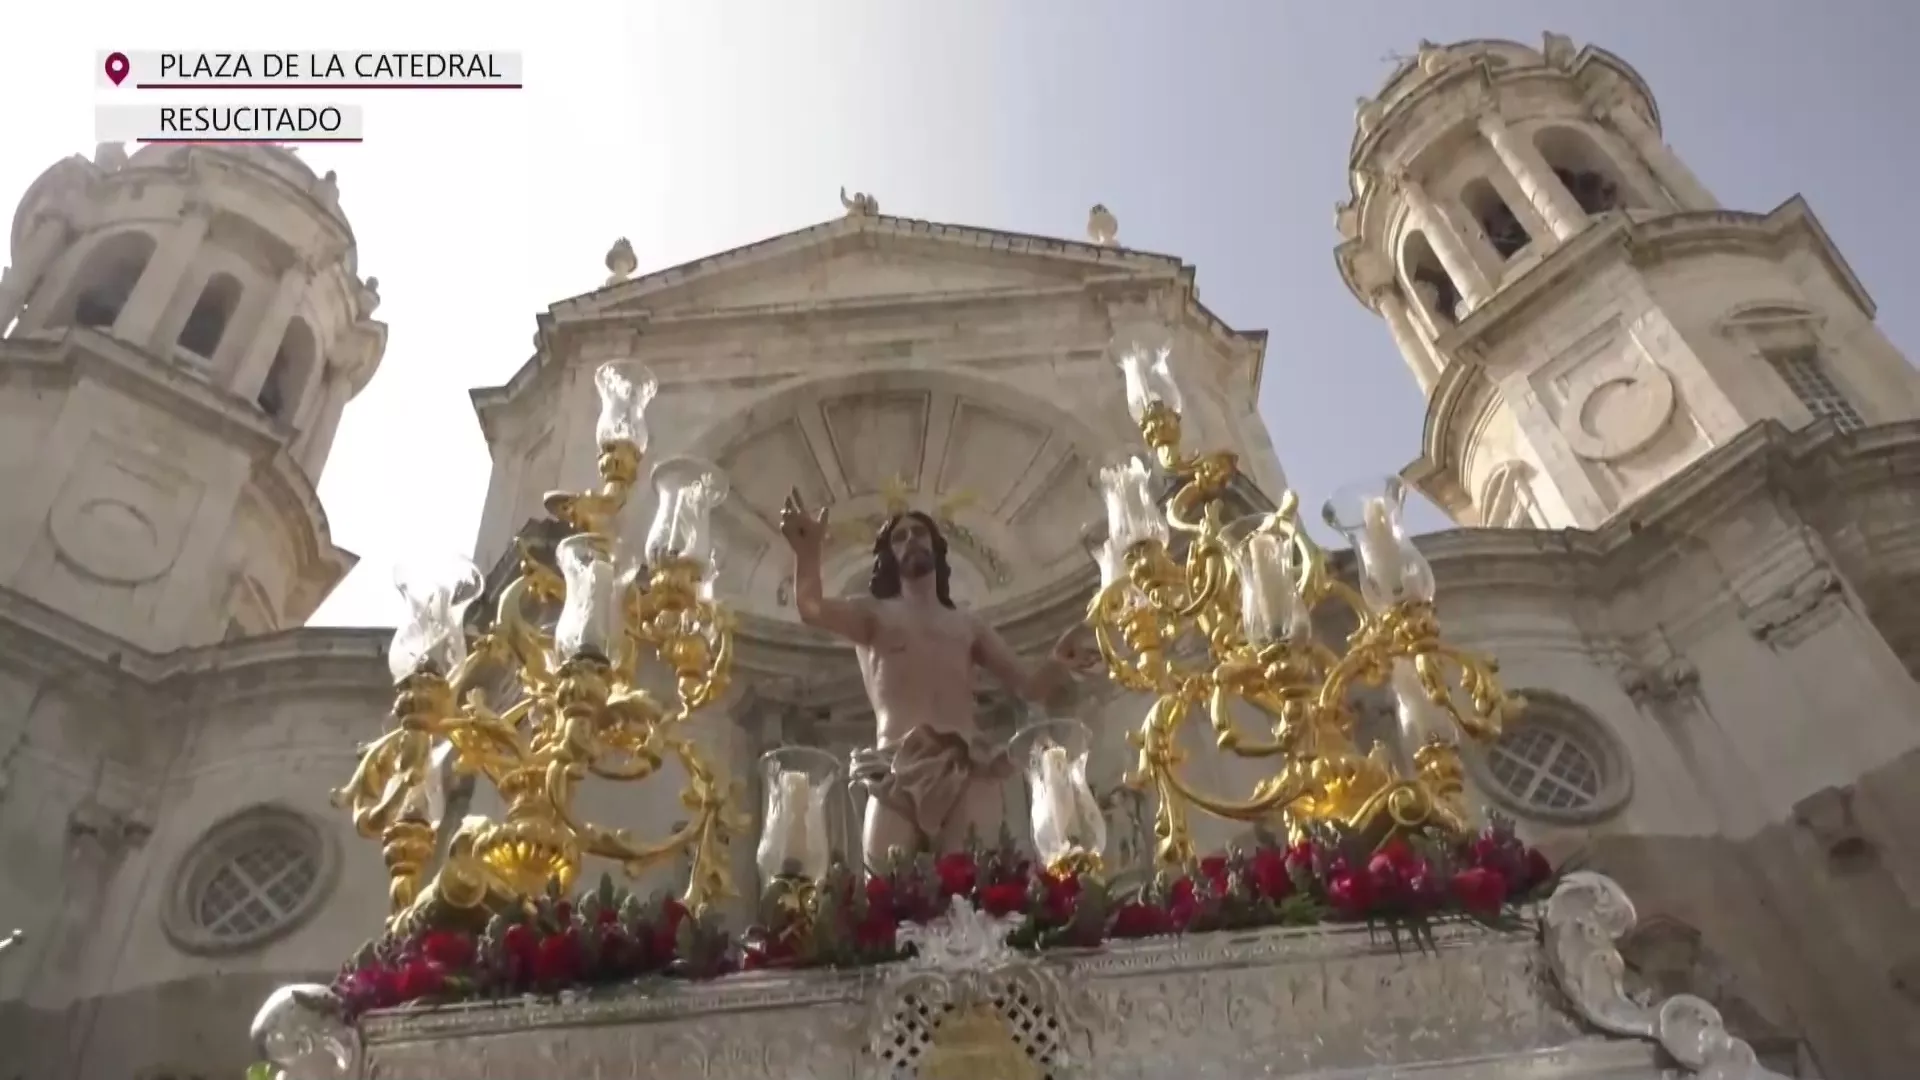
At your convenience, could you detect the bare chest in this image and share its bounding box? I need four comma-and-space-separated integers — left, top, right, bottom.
862, 602, 976, 666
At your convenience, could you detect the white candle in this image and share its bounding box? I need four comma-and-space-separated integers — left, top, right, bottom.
1360, 498, 1405, 601
758, 769, 816, 879
1037, 745, 1078, 861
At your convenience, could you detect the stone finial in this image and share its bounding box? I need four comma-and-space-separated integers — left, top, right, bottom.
1087, 203, 1119, 246
1416, 40, 1453, 77
92, 142, 127, 171
1354, 97, 1384, 137
604, 238, 637, 286
1542, 32, 1577, 71
839, 187, 880, 217
318, 170, 339, 201
357, 276, 381, 317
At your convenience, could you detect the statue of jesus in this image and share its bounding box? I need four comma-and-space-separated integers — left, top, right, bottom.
779, 490, 1097, 867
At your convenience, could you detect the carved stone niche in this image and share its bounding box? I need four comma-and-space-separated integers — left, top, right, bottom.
1618, 916, 1787, 1047
1791, 785, 1877, 873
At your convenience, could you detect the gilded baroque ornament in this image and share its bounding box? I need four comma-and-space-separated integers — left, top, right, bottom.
330, 359, 746, 930
1089, 335, 1523, 865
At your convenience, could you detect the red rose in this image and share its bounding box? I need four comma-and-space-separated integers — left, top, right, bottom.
345, 965, 401, 1009
597, 906, 620, 925
1377, 838, 1417, 870
419, 929, 475, 970
855, 885, 899, 951
1450, 866, 1508, 916
532, 929, 583, 984
394, 957, 444, 1001
552, 900, 573, 925
596, 925, 635, 974
502, 923, 538, 966
1199, 855, 1230, 893
1110, 901, 1174, 939
1470, 835, 1507, 872
1248, 847, 1291, 901
979, 882, 1028, 917
1325, 869, 1375, 919
935, 852, 978, 898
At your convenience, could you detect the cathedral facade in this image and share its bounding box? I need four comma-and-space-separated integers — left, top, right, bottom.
0, 33, 1915, 1079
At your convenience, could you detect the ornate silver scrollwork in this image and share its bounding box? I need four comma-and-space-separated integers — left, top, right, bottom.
251, 983, 361, 1080
865, 896, 1101, 1079
1545, 873, 1791, 1079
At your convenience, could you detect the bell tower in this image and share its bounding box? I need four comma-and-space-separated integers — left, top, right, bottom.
0, 144, 386, 651
1336, 34, 1920, 530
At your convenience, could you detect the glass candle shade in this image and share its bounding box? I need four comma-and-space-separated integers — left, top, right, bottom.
1008, 718, 1107, 872
645, 456, 730, 569
1112, 328, 1183, 424
755, 746, 843, 884
593, 361, 659, 453
387, 555, 485, 682
552, 534, 624, 662
1097, 455, 1168, 555
1220, 515, 1312, 646
1322, 476, 1436, 611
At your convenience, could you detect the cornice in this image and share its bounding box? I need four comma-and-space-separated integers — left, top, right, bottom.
473, 218, 1267, 436
2, 329, 357, 624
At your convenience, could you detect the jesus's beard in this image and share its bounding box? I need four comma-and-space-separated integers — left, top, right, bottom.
899, 548, 935, 579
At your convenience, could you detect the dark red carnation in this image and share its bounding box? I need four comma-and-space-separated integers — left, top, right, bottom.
1284, 840, 1316, 878
418, 929, 474, 969
979, 882, 1028, 917
1450, 866, 1509, 916
1325, 869, 1375, 919
935, 852, 978, 898
394, 957, 444, 1000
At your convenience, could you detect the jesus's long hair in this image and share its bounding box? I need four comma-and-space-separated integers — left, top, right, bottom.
869, 511, 955, 609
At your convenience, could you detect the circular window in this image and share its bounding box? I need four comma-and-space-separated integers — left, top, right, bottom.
1473, 692, 1631, 824
162, 806, 336, 955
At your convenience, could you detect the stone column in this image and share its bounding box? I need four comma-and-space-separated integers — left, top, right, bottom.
1601, 101, 1718, 211
111, 201, 211, 348
1394, 174, 1492, 311
1375, 287, 1443, 393
0, 214, 71, 330
295, 368, 355, 479
1477, 112, 1587, 242
231, 263, 309, 399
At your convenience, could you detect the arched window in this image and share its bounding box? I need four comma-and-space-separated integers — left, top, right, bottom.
58, 231, 157, 330
176, 273, 243, 360
1533, 126, 1642, 216
1400, 230, 1461, 327
258, 317, 316, 422
1461, 178, 1532, 260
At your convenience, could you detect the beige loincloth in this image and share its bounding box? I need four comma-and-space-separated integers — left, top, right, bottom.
849, 726, 1013, 839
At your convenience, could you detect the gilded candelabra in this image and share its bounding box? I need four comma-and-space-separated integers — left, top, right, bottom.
333, 361, 746, 928
1088, 328, 1523, 867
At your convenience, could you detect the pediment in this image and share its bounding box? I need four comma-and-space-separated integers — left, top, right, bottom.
562, 216, 1183, 318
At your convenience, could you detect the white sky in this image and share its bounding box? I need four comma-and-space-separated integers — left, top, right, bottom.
5, 0, 994, 631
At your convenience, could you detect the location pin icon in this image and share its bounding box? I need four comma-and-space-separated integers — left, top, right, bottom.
104, 52, 130, 86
